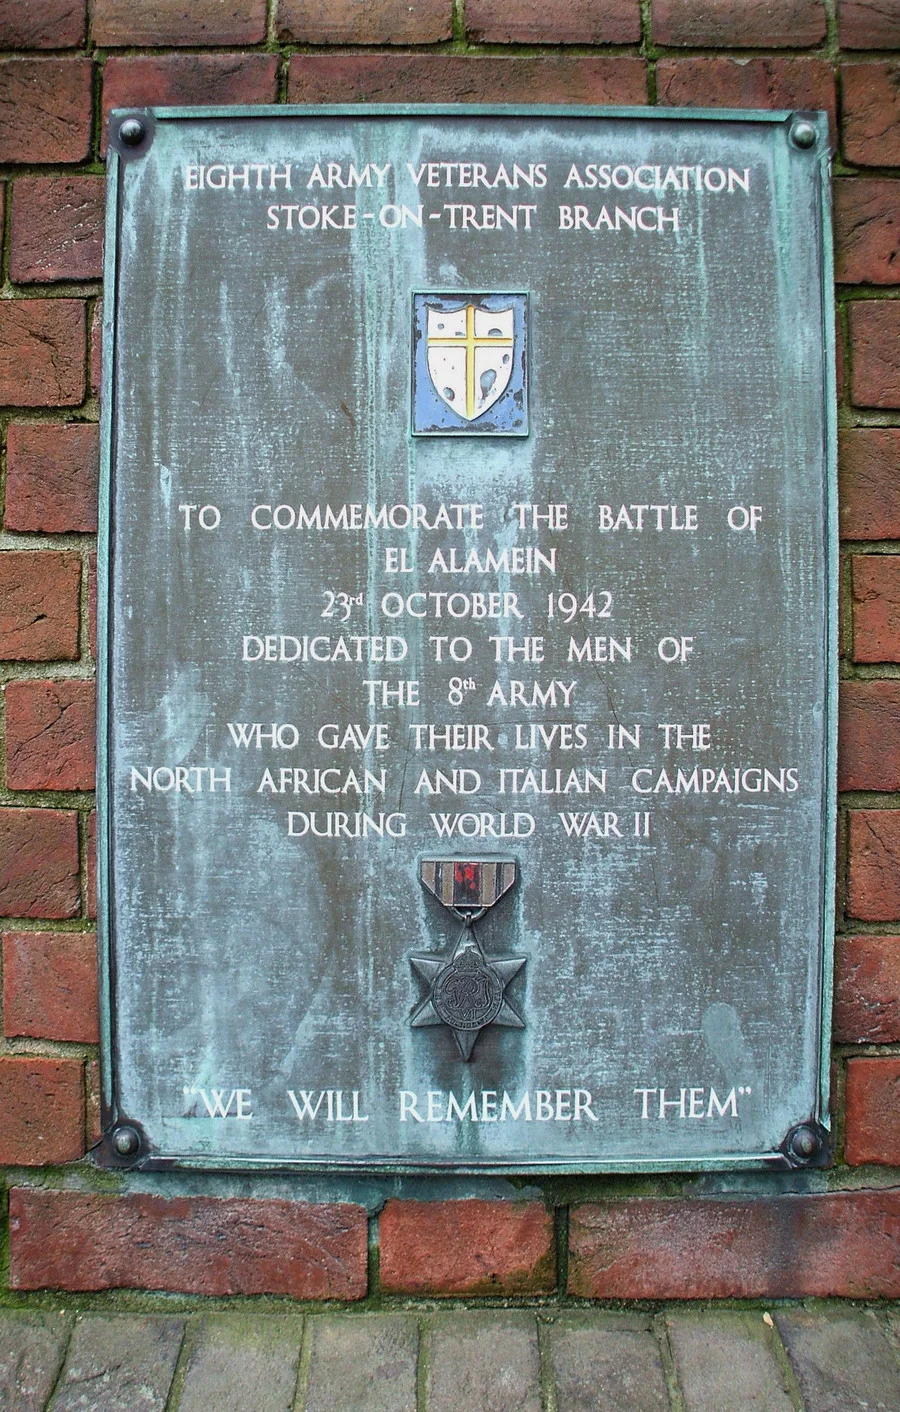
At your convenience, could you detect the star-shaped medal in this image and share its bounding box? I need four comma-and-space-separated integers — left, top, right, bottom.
410, 932, 526, 1060
411, 858, 526, 1060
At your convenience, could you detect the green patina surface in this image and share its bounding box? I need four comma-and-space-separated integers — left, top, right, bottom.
95, 105, 837, 1180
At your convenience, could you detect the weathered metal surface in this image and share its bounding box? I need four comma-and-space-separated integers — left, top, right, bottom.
99, 106, 836, 1172
411, 858, 526, 1061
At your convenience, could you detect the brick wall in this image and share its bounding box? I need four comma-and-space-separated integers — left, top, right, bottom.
1, 0, 898, 1303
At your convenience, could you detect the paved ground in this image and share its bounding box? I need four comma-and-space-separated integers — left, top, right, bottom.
0, 1303, 898, 1411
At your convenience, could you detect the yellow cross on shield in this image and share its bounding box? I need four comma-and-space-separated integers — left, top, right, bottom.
425, 303, 515, 421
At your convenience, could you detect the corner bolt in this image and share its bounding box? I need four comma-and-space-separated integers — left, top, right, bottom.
119, 117, 146, 148
789, 120, 817, 150
786, 1122, 822, 1165
112, 1123, 141, 1157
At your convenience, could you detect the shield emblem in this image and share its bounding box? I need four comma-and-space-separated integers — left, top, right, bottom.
425, 303, 515, 421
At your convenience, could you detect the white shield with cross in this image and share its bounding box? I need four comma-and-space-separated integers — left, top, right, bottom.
425, 303, 515, 421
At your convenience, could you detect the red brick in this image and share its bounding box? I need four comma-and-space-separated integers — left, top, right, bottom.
653, 0, 825, 47
569, 1192, 900, 1299
86, 809, 96, 920
10, 177, 104, 285
834, 934, 900, 1042
5, 423, 98, 534
88, 551, 97, 661
278, 0, 452, 44
288, 54, 648, 107
467, 0, 639, 45
0, 60, 92, 166
657, 56, 835, 133
0, 301, 85, 408
835, 180, 900, 287
845, 1057, 900, 1164
852, 555, 900, 661
3, 931, 98, 1043
840, 430, 900, 540
848, 809, 900, 920
9, 1190, 368, 1297
839, 679, 900, 790
0, 552, 80, 662
102, 54, 278, 153
5, 680, 96, 792
0, 1058, 84, 1165
0, 0, 86, 47
89, 299, 101, 399
849, 302, 900, 409
0, 809, 80, 920
840, 0, 900, 49
92, 0, 266, 46
843, 63, 900, 166
379, 1200, 555, 1296
86, 1056, 101, 1146
658, 52, 835, 109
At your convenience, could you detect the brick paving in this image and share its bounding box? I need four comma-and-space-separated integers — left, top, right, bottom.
0, 1304, 897, 1410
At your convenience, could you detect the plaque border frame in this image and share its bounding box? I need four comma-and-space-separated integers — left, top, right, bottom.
410, 289, 530, 437
97, 104, 838, 1175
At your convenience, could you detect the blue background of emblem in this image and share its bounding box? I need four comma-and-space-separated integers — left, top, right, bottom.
411, 292, 529, 435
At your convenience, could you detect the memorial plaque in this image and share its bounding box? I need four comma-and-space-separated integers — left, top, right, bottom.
99, 106, 837, 1172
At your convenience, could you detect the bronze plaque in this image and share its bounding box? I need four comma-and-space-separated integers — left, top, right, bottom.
99, 107, 836, 1172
